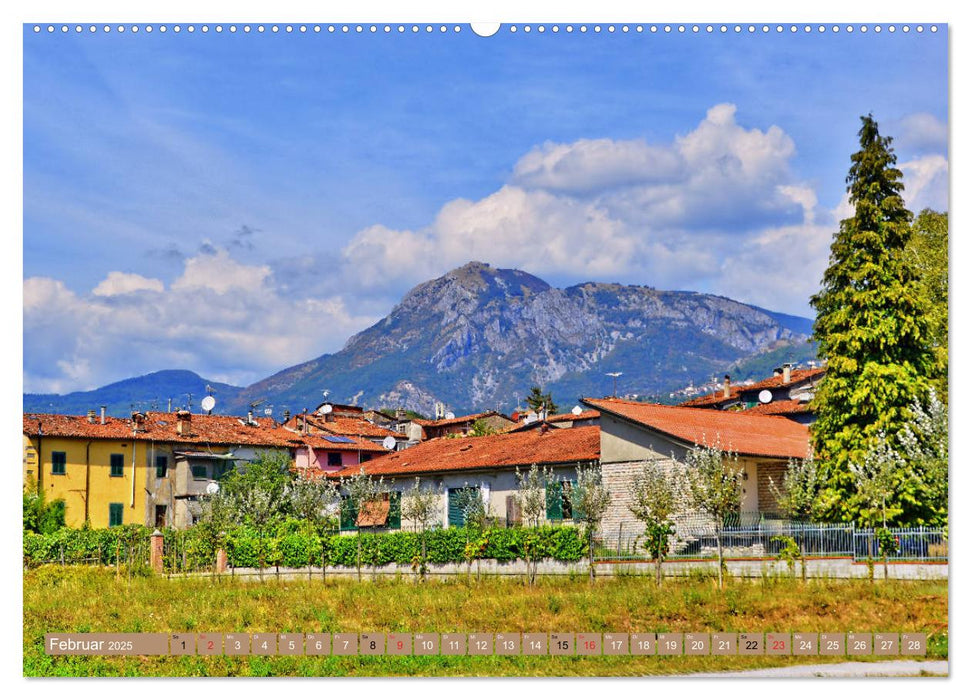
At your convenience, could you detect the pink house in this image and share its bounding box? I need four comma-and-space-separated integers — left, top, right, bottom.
293, 434, 391, 476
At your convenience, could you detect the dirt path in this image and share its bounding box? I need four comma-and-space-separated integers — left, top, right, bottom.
690, 660, 948, 677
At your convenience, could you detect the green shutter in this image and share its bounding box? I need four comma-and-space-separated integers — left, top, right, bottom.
51, 451, 66, 475
155, 455, 168, 478
447, 488, 478, 527
546, 480, 563, 521
388, 491, 401, 529
340, 497, 358, 531
110, 453, 124, 477
108, 503, 123, 527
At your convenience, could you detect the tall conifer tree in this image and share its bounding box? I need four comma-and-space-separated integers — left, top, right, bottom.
810, 115, 935, 524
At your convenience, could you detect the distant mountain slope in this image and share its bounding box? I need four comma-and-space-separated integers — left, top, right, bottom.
228, 262, 815, 416
24, 370, 243, 417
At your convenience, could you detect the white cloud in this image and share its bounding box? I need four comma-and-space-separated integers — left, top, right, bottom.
900, 154, 949, 213
92, 271, 164, 297
340, 103, 815, 300
23, 249, 377, 393
893, 113, 948, 154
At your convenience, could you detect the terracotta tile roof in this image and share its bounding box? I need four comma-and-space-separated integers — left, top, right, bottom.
741, 399, 813, 416
679, 390, 741, 407
738, 367, 827, 393
23, 412, 303, 447
294, 414, 405, 440
546, 410, 600, 423
411, 411, 511, 429
336, 425, 601, 478
583, 397, 810, 460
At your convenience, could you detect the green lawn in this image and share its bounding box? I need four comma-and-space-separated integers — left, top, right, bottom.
23, 566, 947, 677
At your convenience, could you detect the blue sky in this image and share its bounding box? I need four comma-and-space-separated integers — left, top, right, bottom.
23, 24, 949, 393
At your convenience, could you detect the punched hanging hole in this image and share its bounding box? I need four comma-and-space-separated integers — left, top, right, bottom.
470, 23, 500, 37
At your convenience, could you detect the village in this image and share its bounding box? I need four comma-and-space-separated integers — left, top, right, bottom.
22, 364, 821, 535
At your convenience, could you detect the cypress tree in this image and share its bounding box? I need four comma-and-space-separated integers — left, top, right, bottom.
809, 115, 936, 524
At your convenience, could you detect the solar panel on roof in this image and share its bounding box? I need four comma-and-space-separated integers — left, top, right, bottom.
323, 435, 355, 444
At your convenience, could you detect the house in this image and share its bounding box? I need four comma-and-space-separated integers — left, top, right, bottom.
680, 364, 826, 424
22, 409, 365, 529
403, 411, 516, 442
582, 397, 811, 540
506, 409, 600, 433
331, 425, 600, 531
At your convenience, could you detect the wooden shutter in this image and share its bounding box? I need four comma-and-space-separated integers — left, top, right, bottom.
109, 503, 123, 527
545, 480, 563, 521
340, 497, 358, 531
388, 491, 402, 529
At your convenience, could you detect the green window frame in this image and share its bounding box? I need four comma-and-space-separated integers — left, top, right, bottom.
388, 491, 402, 530
339, 496, 358, 531
191, 464, 207, 480
155, 455, 168, 478
51, 451, 67, 475
109, 453, 124, 477
108, 503, 123, 527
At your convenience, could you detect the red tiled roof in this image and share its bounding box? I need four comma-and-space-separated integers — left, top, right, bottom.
741, 399, 812, 416
679, 390, 740, 407
738, 367, 827, 393
293, 414, 405, 440
546, 410, 600, 423
584, 397, 810, 459
411, 411, 511, 429
23, 412, 303, 447
336, 425, 600, 478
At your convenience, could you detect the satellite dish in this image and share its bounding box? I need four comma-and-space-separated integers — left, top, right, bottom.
382, 436, 396, 450
571, 405, 583, 416
758, 390, 773, 404
206, 482, 220, 495
444, 412, 455, 420
320, 404, 333, 415
264, 407, 272, 416
200, 395, 216, 412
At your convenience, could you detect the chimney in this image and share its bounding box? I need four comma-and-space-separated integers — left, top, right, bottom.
131, 412, 146, 433
176, 410, 191, 436
783, 363, 793, 384
723, 375, 731, 398
247, 410, 254, 425
773, 367, 782, 378
87, 409, 96, 424
100, 406, 106, 425
283, 409, 291, 423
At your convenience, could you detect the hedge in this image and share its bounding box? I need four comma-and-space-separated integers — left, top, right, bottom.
23, 522, 587, 570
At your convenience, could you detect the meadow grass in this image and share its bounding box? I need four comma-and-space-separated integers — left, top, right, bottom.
23, 566, 947, 677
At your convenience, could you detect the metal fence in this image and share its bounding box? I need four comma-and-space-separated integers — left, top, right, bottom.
594, 523, 948, 563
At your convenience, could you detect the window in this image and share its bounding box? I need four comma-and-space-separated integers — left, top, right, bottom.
212, 461, 233, 480
155, 455, 168, 478
191, 464, 208, 480
154, 505, 167, 528
51, 451, 66, 475
361, 453, 372, 463
110, 453, 124, 477
108, 503, 123, 527
447, 486, 479, 527
327, 452, 343, 467
339, 496, 358, 531
546, 480, 577, 521
388, 491, 401, 529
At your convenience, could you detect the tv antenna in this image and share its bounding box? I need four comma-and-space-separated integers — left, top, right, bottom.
606, 372, 623, 397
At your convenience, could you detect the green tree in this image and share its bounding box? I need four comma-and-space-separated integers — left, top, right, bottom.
23, 477, 66, 535
907, 209, 948, 402
514, 464, 554, 585
570, 464, 612, 581
684, 444, 743, 589
809, 115, 936, 523
898, 388, 948, 526
339, 467, 390, 581
525, 386, 558, 415
401, 477, 443, 581
768, 457, 825, 581
469, 419, 498, 437
627, 460, 679, 586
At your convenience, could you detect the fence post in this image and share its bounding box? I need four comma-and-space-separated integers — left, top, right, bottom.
215, 547, 228, 574
150, 530, 164, 574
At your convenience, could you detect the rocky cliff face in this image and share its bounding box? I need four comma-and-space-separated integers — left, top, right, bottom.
232, 262, 812, 415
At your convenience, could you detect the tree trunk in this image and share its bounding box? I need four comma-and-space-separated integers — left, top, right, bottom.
655, 555, 662, 586
588, 527, 596, 582
716, 527, 724, 589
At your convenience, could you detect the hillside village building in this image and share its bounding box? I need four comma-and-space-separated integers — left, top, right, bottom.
22, 410, 390, 529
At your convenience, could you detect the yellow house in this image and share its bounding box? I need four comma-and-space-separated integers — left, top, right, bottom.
23, 410, 302, 529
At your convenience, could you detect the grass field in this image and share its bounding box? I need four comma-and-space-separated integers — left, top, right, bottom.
23, 566, 948, 677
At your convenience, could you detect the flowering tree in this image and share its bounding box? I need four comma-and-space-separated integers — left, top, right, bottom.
570, 464, 612, 581
401, 477, 443, 581
628, 460, 679, 586
514, 464, 554, 585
